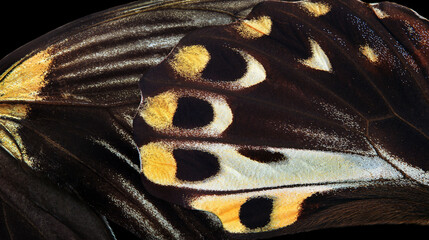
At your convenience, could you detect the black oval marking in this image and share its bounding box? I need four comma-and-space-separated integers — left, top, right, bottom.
202, 46, 246, 82
238, 149, 286, 163
239, 197, 274, 229
173, 149, 220, 181
173, 97, 214, 129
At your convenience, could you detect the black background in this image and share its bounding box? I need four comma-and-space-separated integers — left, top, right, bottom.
0, 0, 428, 239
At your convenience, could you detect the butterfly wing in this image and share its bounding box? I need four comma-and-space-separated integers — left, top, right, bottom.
0, 0, 266, 239
134, 0, 429, 238
0, 148, 116, 239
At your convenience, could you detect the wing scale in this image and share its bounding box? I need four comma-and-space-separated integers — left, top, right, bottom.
135, 0, 429, 238
0, 0, 267, 239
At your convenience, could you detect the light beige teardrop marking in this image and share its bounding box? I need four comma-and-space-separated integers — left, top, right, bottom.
230, 49, 266, 89
298, 39, 332, 72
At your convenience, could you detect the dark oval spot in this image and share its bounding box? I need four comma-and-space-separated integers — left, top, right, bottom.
202, 46, 246, 82
173, 149, 220, 181
239, 197, 273, 229
238, 149, 286, 163
173, 97, 214, 129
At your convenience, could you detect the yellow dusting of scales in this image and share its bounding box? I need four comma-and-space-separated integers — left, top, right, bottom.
169, 45, 210, 80
300, 1, 331, 17
0, 47, 54, 166
0, 48, 54, 102
140, 91, 178, 131
359, 45, 379, 63
236, 16, 272, 39
190, 188, 318, 233
140, 142, 177, 185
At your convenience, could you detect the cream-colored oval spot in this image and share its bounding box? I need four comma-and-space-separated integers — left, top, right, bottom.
300, 1, 331, 17
235, 16, 272, 39
169, 45, 210, 80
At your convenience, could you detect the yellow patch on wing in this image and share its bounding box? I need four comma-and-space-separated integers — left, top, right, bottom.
169, 45, 210, 80
0, 104, 29, 162
0, 48, 54, 102
359, 45, 379, 63
190, 187, 326, 233
0, 104, 29, 120
140, 90, 233, 137
0, 47, 54, 166
145, 142, 402, 191
140, 142, 177, 185
140, 91, 178, 131
0, 120, 25, 161
300, 1, 331, 17
299, 39, 332, 72
236, 16, 272, 39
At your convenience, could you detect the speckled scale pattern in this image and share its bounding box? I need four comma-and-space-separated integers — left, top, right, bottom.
135, 0, 429, 238
0, 1, 267, 239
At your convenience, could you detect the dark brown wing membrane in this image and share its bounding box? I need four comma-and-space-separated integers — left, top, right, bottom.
135, 0, 429, 238
0, 0, 267, 239
0, 149, 114, 240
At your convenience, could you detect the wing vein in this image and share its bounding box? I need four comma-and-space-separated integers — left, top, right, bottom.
336, 0, 429, 140
1, 203, 13, 240
0, 197, 47, 240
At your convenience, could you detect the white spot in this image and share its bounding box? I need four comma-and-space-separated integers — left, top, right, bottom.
231, 49, 266, 89
299, 39, 332, 72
